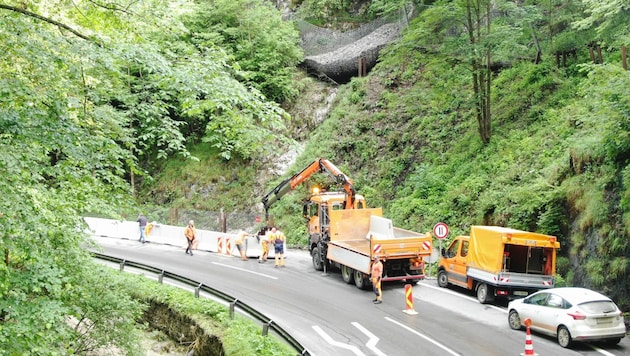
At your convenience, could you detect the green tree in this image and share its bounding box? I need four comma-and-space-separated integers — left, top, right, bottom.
573, 0, 630, 46
0, 0, 296, 352
181, 0, 304, 103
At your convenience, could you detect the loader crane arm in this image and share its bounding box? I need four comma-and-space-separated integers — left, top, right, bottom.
261, 158, 356, 220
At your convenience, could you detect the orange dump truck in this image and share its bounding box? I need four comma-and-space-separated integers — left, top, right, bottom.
261, 158, 433, 290
437, 225, 560, 303
320, 205, 433, 289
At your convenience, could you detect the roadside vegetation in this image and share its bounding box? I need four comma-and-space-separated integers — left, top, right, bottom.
1, 0, 628, 354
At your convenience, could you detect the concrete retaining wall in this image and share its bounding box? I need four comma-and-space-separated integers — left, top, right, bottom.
85, 217, 277, 258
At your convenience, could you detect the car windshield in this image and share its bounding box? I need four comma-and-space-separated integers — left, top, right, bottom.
578, 301, 617, 313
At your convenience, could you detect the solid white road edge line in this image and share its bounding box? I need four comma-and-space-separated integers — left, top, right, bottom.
415, 283, 507, 313
385, 316, 461, 356
211, 262, 278, 279
352, 322, 387, 356
590, 345, 617, 356
312, 325, 365, 356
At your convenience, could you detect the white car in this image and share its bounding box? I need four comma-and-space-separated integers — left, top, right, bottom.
507, 287, 627, 348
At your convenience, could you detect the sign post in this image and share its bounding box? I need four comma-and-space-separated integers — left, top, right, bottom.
433, 222, 449, 263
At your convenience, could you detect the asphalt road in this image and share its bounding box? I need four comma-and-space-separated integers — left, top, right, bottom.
93, 236, 630, 356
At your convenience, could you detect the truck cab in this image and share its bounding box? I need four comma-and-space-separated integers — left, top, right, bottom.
304, 192, 367, 245
304, 192, 367, 270
438, 236, 473, 289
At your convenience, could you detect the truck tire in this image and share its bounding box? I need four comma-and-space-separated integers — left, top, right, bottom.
341, 265, 354, 284
437, 270, 449, 288
312, 248, 324, 271
354, 270, 368, 289
476, 283, 494, 304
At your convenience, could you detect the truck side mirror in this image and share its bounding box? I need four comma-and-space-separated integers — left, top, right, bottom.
440, 248, 446, 257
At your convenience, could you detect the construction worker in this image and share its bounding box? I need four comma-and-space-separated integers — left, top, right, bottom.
273, 227, 286, 268
184, 220, 196, 256
144, 221, 157, 238
371, 256, 383, 304
259, 228, 270, 263
234, 230, 250, 261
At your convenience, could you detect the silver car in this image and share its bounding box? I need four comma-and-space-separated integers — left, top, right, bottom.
507, 287, 627, 348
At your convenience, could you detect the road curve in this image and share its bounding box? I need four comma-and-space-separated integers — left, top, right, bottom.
93, 236, 629, 356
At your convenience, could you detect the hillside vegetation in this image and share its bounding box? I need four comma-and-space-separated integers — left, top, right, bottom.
2, 0, 628, 353
149, 0, 630, 310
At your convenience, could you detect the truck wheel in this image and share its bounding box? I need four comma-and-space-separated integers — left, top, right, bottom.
354, 270, 368, 289
312, 248, 324, 271
476, 283, 493, 304
341, 265, 354, 284
437, 270, 449, 288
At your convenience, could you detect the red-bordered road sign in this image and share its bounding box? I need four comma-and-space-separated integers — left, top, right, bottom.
433, 222, 449, 240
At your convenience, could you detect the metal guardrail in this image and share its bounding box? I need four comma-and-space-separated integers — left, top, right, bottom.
92, 252, 310, 356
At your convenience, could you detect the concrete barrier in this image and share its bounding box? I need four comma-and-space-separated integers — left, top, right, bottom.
84, 217, 276, 258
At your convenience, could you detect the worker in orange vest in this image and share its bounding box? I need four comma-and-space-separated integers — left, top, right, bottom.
234, 230, 251, 261
184, 220, 196, 256
371, 256, 383, 304
259, 227, 271, 263
273, 227, 286, 268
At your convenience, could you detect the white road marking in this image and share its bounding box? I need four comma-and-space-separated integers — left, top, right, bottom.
211, 262, 278, 280
352, 322, 387, 356
590, 345, 617, 356
312, 325, 366, 356
385, 317, 461, 356
417, 282, 507, 313
417, 283, 620, 356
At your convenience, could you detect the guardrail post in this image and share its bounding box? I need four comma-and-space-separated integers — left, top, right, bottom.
229, 300, 237, 319
262, 320, 273, 336
194, 283, 202, 298
158, 270, 164, 284
119, 260, 126, 272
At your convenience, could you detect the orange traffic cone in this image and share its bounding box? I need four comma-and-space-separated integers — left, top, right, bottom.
520, 318, 538, 356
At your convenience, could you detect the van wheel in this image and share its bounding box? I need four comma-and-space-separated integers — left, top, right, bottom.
437, 270, 449, 288
341, 265, 354, 284
477, 283, 493, 304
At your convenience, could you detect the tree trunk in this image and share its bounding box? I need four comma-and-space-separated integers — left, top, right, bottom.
466, 0, 492, 145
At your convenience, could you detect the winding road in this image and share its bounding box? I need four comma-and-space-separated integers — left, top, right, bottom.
93, 236, 629, 356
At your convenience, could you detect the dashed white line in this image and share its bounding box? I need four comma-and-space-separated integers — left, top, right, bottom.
211, 262, 278, 279
415, 282, 507, 313
385, 317, 460, 355
590, 345, 619, 356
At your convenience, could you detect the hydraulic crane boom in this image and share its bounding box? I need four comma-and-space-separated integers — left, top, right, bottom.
261, 158, 356, 220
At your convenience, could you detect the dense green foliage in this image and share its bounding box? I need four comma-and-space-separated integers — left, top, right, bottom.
0, 0, 302, 353
1, 0, 629, 353
116, 268, 296, 355
255, 0, 630, 310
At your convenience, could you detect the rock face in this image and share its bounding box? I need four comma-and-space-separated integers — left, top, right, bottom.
301, 22, 404, 83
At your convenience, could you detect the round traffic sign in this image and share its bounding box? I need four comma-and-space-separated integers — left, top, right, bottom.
433, 222, 449, 239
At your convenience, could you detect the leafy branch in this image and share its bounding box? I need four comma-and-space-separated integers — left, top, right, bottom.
0, 3, 98, 44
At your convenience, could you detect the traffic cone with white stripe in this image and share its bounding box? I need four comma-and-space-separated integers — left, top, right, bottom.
520, 318, 538, 356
